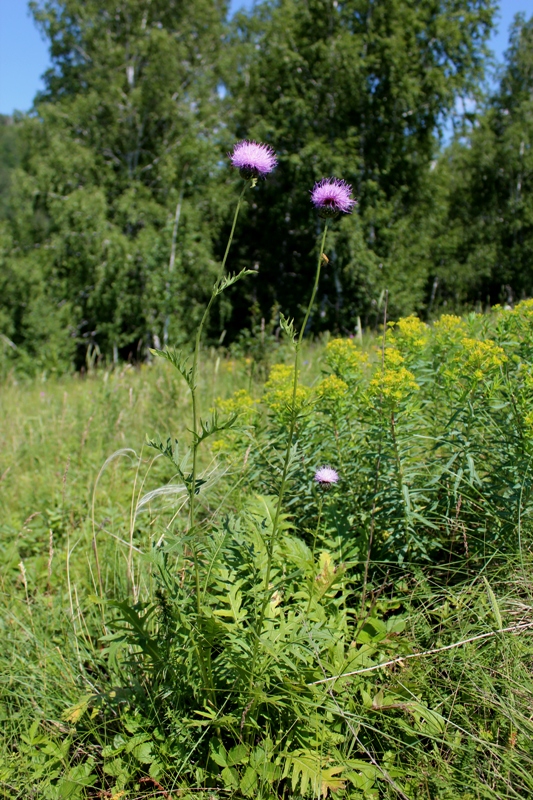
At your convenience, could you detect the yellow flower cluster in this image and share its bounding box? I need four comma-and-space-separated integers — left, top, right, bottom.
369, 347, 419, 404
265, 363, 293, 385
262, 363, 310, 418
324, 337, 367, 379
513, 299, 533, 316
432, 314, 468, 344
216, 388, 256, 419
458, 337, 507, 380
316, 374, 349, 404
389, 315, 429, 350
383, 347, 405, 368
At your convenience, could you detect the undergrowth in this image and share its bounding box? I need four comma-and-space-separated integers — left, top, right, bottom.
2, 306, 533, 798
3, 166, 533, 799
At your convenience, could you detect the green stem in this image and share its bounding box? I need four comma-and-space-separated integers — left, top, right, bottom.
361, 290, 387, 613
390, 411, 410, 541
307, 494, 324, 614
248, 221, 329, 692
187, 179, 250, 704
189, 180, 249, 535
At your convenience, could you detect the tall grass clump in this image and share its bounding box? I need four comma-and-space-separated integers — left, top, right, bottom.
3, 144, 533, 800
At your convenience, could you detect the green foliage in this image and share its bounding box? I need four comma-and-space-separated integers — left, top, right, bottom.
5, 4, 533, 797
3, 332, 533, 797
0, 115, 19, 220
0, 355, 245, 796
213, 308, 533, 565
224, 0, 496, 329
430, 12, 533, 309
0, 0, 233, 372
70, 489, 417, 795
0, 0, 518, 371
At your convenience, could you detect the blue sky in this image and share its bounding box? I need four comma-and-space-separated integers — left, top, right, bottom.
0, 0, 531, 116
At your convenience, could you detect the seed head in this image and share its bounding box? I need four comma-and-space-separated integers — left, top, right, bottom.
314, 466, 340, 486
230, 140, 277, 179
311, 178, 356, 218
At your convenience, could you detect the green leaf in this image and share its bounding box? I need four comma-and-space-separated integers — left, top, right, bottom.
210, 742, 227, 767
227, 743, 249, 766
279, 313, 297, 344
103, 757, 127, 777
57, 763, 97, 798
240, 765, 259, 795
215, 268, 255, 295
345, 760, 379, 791
284, 750, 346, 798
221, 765, 240, 788
132, 742, 154, 763
152, 348, 194, 388
124, 732, 151, 753
190, 410, 239, 446
146, 436, 185, 478
483, 576, 503, 630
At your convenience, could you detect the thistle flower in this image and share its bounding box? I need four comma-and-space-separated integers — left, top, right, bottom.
230, 140, 277, 179
314, 466, 339, 486
311, 178, 356, 218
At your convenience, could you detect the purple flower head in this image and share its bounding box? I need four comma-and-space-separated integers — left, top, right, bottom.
230, 140, 277, 179
314, 466, 340, 487
311, 178, 356, 219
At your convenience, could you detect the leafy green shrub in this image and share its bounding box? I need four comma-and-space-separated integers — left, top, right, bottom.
213, 306, 533, 568
52, 212, 533, 798
5, 148, 533, 799
4, 312, 533, 798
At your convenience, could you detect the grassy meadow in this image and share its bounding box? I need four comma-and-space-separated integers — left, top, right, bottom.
3, 309, 533, 798
3, 4, 533, 798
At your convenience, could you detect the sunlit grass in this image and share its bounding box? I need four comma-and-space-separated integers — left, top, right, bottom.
2, 319, 533, 798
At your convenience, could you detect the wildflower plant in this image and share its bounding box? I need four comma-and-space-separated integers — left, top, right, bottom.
314, 466, 339, 486
388, 314, 429, 360
316, 373, 349, 411
458, 336, 507, 381
323, 336, 368, 383
59, 159, 533, 800
152, 141, 276, 528
262, 363, 311, 421
85, 170, 419, 799
368, 346, 420, 408
9, 296, 533, 797
144, 141, 273, 705
310, 177, 356, 218
229, 139, 277, 179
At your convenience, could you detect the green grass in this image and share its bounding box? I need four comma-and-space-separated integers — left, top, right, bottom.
2, 319, 533, 799
0, 357, 248, 796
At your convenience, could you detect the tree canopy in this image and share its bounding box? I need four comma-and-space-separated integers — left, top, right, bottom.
1, 0, 230, 369
2, 0, 533, 372
430, 13, 533, 308
225, 0, 496, 328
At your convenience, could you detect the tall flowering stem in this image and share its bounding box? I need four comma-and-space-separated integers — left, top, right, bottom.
249, 221, 329, 692
152, 139, 276, 708
185, 183, 249, 704
188, 140, 277, 534
188, 141, 277, 704
188, 180, 250, 536
247, 176, 355, 707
